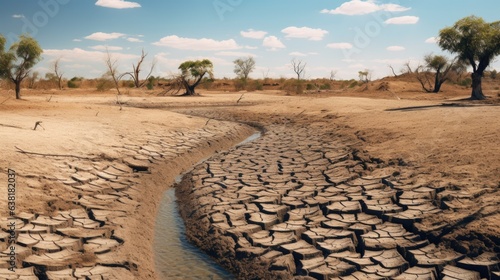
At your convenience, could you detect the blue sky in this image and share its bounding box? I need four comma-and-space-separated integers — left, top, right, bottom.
1, 0, 499, 80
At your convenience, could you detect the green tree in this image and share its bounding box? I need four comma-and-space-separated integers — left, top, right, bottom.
178, 59, 213, 96
0, 34, 43, 99
358, 69, 371, 83
439, 16, 500, 100
415, 54, 456, 93
233, 56, 255, 80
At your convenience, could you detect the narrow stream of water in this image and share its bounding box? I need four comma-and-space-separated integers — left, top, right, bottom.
154, 189, 234, 279
154, 131, 261, 279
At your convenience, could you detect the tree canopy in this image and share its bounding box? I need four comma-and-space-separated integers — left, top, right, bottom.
233, 57, 255, 80
0, 34, 43, 99
178, 59, 214, 95
415, 54, 457, 93
438, 16, 500, 99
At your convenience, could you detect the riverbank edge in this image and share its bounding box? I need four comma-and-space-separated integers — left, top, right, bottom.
132, 123, 256, 279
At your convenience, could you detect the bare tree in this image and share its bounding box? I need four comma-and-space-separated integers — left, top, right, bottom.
388, 65, 398, 77
121, 49, 156, 88
52, 58, 64, 90
401, 61, 413, 75
104, 49, 122, 95
291, 58, 306, 80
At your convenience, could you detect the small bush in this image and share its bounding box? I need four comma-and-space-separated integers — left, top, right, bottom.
254, 80, 263, 91
282, 79, 304, 94
320, 83, 331, 90
96, 78, 113, 92
122, 80, 135, 88
146, 76, 155, 90
202, 77, 214, 90
349, 80, 359, 88
459, 78, 472, 87
234, 79, 247, 91
246, 80, 263, 91
306, 83, 315, 90
67, 80, 78, 88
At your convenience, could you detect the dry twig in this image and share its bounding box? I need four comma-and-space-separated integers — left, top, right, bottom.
15, 146, 98, 160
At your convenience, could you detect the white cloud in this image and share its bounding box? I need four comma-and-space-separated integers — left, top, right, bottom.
281, 26, 328, 41
372, 58, 416, 64
387, 46, 405, 51
153, 35, 241, 51
263, 36, 286, 50
95, 0, 141, 9
241, 29, 268, 39
85, 32, 126, 41
327, 42, 353, 49
215, 51, 257, 57
73, 39, 82, 42
349, 63, 366, 69
90, 45, 123, 51
289, 52, 318, 57
12, 14, 25, 18
67, 64, 89, 69
43, 48, 139, 62
127, 37, 144, 43
321, 0, 410, 16
425, 37, 438, 44
385, 16, 419, 25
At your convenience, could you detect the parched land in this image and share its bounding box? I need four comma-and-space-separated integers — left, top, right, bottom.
0, 85, 498, 279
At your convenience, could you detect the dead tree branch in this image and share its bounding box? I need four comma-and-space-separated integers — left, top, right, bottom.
15, 146, 98, 160
236, 93, 245, 104
33, 121, 44, 130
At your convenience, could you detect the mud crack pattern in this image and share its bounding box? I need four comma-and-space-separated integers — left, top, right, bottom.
0, 124, 247, 280
178, 123, 500, 280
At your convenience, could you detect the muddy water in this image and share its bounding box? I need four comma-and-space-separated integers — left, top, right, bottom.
154, 131, 261, 279
154, 189, 233, 280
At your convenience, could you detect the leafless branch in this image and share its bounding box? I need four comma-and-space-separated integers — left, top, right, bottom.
236, 93, 245, 104
33, 121, 44, 130
15, 146, 98, 160
105, 48, 122, 95
291, 58, 307, 80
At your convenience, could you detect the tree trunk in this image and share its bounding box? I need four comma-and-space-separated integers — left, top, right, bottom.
433, 71, 441, 93
15, 80, 21, 99
182, 82, 196, 96
471, 72, 486, 100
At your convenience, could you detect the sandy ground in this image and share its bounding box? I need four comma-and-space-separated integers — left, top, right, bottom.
0, 85, 498, 279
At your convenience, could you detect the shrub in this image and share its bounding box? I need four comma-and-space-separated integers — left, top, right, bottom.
67, 80, 78, 88
320, 83, 331, 90
96, 78, 113, 92
254, 80, 263, 91
234, 79, 247, 91
459, 78, 472, 87
306, 83, 315, 90
245, 80, 263, 91
146, 76, 155, 90
349, 80, 359, 88
282, 79, 304, 94
202, 77, 214, 90
126, 80, 135, 88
